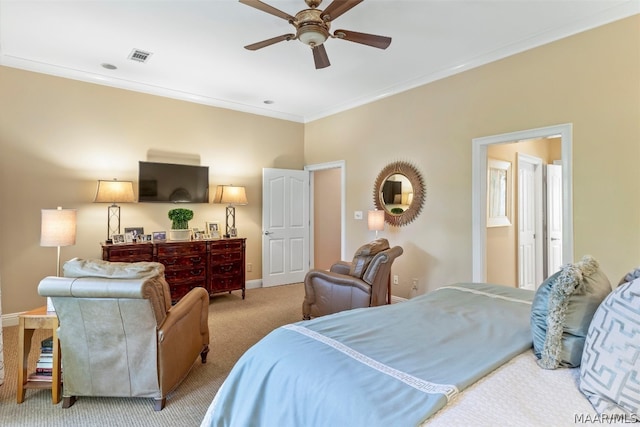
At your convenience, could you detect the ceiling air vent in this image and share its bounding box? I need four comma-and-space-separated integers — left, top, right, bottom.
128, 49, 152, 63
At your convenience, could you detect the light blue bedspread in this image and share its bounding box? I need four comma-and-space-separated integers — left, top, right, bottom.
202, 283, 534, 427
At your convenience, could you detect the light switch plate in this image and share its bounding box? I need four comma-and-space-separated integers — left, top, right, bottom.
354, 211, 363, 220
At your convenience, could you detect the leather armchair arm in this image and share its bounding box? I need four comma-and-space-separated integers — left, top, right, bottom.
157, 286, 209, 394
159, 286, 209, 342
330, 261, 352, 275
303, 270, 371, 320
305, 270, 370, 294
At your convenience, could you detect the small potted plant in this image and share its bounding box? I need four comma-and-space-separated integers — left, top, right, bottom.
168, 208, 193, 241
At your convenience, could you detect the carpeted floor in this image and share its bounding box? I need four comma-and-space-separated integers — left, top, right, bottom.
0, 283, 305, 427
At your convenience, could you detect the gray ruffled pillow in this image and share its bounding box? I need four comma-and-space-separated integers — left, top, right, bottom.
531, 255, 612, 369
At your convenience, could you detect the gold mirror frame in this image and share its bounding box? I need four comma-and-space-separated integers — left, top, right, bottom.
373, 161, 426, 227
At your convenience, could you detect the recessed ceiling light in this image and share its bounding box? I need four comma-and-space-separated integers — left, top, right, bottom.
101, 63, 117, 70
263, 100, 275, 105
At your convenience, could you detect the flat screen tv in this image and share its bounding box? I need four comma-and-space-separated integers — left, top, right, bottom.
138, 161, 209, 203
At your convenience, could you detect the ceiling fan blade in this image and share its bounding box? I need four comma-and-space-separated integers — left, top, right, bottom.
239, 0, 295, 22
244, 34, 295, 51
312, 44, 330, 69
320, 0, 364, 22
333, 29, 391, 49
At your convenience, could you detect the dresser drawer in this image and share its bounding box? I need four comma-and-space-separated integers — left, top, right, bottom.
157, 242, 207, 256
211, 276, 243, 293
104, 244, 154, 262
209, 239, 244, 253
163, 266, 206, 282
210, 260, 242, 276
209, 250, 242, 263
159, 255, 206, 268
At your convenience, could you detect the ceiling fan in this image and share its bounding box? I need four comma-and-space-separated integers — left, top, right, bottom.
239, 0, 392, 69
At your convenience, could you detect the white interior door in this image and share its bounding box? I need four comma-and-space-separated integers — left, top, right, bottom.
262, 168, 310, 287
546, 164, 563, 276
517, 154, 543, 290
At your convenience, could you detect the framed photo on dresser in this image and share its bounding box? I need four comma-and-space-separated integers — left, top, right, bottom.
152, 231, 167, 241
206, 221, 221, 239
111, 234, 125, 244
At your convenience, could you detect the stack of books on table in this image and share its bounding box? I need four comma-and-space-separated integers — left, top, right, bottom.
28, 336, 54, 382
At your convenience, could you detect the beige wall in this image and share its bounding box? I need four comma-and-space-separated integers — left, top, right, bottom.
305, 15, 640, 297
0, 67, 304, 314
313, 168, 341, 270
486, 137, 561, 286
1, 15, 638, 313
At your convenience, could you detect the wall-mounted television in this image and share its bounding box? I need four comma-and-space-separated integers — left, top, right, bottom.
138, 161, 209, 203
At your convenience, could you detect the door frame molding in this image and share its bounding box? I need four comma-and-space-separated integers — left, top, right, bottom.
305, 160, 347, 264
472, 123, 573, 282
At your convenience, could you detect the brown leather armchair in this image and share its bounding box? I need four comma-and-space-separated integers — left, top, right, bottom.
38, 258, 210, 411
303, 238, 403, 319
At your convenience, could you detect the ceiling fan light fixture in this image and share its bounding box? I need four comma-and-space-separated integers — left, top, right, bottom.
297, 25, 328, 46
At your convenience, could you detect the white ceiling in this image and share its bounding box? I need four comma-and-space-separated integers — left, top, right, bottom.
1, 1, 638, 123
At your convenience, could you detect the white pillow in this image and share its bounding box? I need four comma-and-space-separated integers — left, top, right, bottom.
580, 276, 640, 416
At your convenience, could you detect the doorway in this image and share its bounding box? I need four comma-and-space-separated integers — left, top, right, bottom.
472, 124, 574, 283
305, 161, 346, 267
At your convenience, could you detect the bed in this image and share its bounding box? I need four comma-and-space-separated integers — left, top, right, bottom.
202, 268, 638, 427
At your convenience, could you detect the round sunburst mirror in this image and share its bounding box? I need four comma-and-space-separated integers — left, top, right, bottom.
373, 161, 426, 227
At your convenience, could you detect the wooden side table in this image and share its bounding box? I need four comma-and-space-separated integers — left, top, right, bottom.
16, 306, 61, 404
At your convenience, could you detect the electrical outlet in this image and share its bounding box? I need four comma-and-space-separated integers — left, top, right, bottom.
354, 211, 363, 220
393, 275, 399, 285
247, 263, 252, 272
411, 278, 418, 289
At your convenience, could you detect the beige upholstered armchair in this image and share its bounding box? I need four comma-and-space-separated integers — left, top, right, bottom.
38, 258, 210, 411
303, 238, 403, 319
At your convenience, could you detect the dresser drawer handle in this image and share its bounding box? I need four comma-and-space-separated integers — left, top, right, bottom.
191, 257, 202, 263
191, 269, 203, 276
220, 265, 234, 272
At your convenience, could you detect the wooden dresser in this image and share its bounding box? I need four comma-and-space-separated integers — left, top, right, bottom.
102, 238, 246, 301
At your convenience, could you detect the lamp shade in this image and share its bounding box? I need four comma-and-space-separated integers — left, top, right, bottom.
40, 207, 77, 247
213, 185, 248, 205
94, 179, 135, 203
368, 209, 385, 232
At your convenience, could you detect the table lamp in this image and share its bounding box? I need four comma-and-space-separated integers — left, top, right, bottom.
213, 185, 248, 238
368, 209, 385, 238
40, 206, 77, 311
94, 178, 135, 240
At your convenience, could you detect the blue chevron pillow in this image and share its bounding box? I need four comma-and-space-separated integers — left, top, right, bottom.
580, 276, 640, 416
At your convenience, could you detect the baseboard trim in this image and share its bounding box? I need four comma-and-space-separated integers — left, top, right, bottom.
391, 295, 407, 304
246, 279, 262, 290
